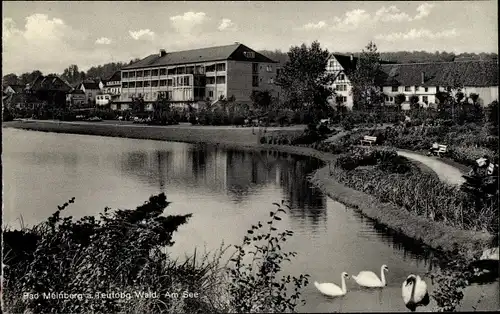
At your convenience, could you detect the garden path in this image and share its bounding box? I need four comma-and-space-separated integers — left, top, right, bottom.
395, 151, 466, 186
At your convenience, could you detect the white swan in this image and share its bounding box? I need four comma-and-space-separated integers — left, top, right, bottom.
402, 274, 430, 312
352, 264, 388, 288
314, 272, 349, 297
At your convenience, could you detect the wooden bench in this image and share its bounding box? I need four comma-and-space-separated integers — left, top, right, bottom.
360, 135, 377, 146
436, 144, 448, 157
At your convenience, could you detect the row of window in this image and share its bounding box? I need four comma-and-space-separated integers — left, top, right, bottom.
122, 63, 226, 78
121, 88, 224, 101
392, 86, 431, 92
121, 76, 227, 88
335, 84, 348, 92
121, 62, 274, 79
386, 95, 430, 103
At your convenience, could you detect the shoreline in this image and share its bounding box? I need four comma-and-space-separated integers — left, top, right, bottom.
3, 120, 493, 258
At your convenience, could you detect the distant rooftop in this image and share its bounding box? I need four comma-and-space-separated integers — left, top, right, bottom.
378, 60, 498, 87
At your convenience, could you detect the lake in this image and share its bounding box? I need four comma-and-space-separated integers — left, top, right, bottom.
2, 127, 498, 312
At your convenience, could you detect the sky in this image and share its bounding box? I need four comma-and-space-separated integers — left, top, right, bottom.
2, 1, 498, 75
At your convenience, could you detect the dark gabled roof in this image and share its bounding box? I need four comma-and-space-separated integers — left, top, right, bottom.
106, 70, 121, 83
30, 75, 72, 92
378, 60, 499, 87
122, 43, 276, 70
5, 84, 25, 93
332, 54, 358, 72
68, 89, 85, 94
5, 92, 45, 104
79, 81, 101, 90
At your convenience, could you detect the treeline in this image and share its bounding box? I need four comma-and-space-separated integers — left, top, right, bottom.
257, 50, 498, 65
2, 58, 141, 89
3, 48, 497, 90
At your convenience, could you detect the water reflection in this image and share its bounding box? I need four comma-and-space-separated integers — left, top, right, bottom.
352, 211, 437, 270
116, 145, 327, 230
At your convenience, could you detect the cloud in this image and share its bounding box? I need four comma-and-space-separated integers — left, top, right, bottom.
331, 9, 372, 31
170, 11, 207, 34
303, 21, 327, 30
2, 13, 142, 74
375, 6, 412, 22
3, 18, 22, 39
414, 3, 435, 20
218, 18, 237, 31
375, 28, 459, 41
129, 29, 155, 40
95, 37, 112, 45
2, 14, 95, 73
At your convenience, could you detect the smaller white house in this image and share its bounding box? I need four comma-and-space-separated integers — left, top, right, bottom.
76, 80, 102, 104
96, 94, 112, 106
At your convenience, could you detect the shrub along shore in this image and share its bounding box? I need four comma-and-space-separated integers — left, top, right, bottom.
4, 120, 494, 258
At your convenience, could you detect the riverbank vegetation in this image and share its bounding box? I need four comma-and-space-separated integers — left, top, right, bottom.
3, 194, 309, 313
331, 147, 498, 233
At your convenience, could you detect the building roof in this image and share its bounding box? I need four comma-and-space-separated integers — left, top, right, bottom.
378, 60, 498, 87
79, 81, 101, 90
30, 75, 73, 92
332, 54, 358, 71
106, 71, 122, 84
68, 89, 85, 94
5, 84, 25, 93
4, 92, 46, 105
122, 43, 277, 70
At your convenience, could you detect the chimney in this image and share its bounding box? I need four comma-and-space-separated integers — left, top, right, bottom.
421, 72, 425, 85
159, 49, 167, 57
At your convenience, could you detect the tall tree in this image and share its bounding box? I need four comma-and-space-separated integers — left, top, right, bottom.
20, 70, 43, 85
2, 73, 20, 87
349, 41, 384, 110
276, 41, 335, 115
61, 65, 85, 85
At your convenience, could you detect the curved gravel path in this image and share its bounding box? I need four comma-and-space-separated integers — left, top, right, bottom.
396, 151, 466, 186
325, 128, 467, 186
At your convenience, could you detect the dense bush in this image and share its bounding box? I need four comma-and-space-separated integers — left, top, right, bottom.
331, 149, 498, 232
3, 194, 309, 313
228, 202, 309, 312
381, 123, 499, 165
3, 106, 14, 121
336, 148, 412, 174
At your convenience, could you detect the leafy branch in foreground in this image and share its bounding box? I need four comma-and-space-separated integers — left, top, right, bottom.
228, 201, 310, 313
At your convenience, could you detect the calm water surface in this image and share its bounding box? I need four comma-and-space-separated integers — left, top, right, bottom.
2, 128, 498, 312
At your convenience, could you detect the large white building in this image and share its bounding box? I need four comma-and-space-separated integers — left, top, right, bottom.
117, 43, 279, 109
379, 60, 499, 109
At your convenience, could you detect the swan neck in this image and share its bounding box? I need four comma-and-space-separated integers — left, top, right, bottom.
410, 279, 416, 302
341, 275, 347, 293
380, 267, 386, 286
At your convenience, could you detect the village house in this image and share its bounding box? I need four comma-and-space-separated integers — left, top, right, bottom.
66, 89, 87, 108
17, 75, 73, 109
104, 70, 121, 97
326, 54, 358, 109
118, 43, 279, 110
379, 60, 499, 109
76, 80, 102, 105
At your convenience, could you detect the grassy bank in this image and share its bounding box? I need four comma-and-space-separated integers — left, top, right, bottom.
3, 120, 306, 146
